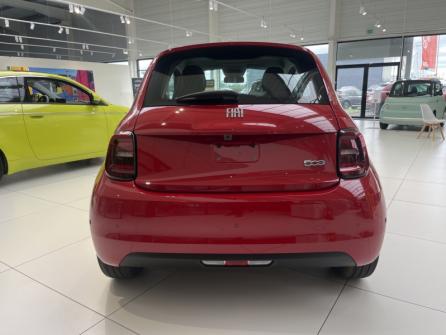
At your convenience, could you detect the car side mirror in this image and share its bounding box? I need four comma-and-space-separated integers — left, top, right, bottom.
91, 95, 102, 105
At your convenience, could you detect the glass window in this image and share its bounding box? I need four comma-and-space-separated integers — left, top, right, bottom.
337, 38, 402, 65
435, 82, 443, 96
0, 77, 20, 103
405, 81, 432, 96
138, 59, 153, 78
390, 80, 434, 97
25, 78, 91, 104
144, 45, 329, 106
107, 61, 129, 66
305, 44, 328, 69
402, 35, 446, 82
390, 81, 404, 97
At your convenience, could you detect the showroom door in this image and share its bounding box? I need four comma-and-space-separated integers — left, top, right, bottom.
336, 63, 400, 118
22, 77, 108, 160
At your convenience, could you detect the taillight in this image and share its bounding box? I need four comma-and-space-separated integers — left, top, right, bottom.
337, 128, 369, 179
105, 132, 136, 181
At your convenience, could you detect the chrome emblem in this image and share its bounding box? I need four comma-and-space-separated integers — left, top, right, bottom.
304, 160, 326, 167
226, 107, 244, 118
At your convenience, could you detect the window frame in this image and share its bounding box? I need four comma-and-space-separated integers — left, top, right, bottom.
23, 76, 93, 105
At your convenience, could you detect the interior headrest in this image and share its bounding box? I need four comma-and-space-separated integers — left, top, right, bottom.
261, 67, 291, 101
174, 65, 206, 98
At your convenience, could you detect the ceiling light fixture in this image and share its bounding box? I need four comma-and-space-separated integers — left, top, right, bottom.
125, 16, 131, 24
260, 17, 268, 29
186, 30, 193, 37
289, 33, 296, 38
4, 18, 9, 27
374, 21, 381, 28
20, 44, 24, 50
18, 36, 23, 43
382, 27, 387, 32
58, 26, 63, 34
359, 5, 367, 16
300, 36, 304, 41
139, 52, 142, 57
123, 49, 128, 55
65, 27, 70, 34
69, 3, 74, 13
119, 15, 125, 24
30, 22, 35, 30
14, 36, 19, 42
209, 0, 218, 11
80, 49, 83, 55
80, 6, 86, 15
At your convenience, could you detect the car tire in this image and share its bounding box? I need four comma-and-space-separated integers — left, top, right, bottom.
334, 257, 379, 279
342, 100, 351, 109
97, 257, 142, 279
379, 122, 388, 130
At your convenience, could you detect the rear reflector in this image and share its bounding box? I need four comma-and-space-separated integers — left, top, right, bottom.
201, 260, 273, 267
337, 128, 369, 179
105, 132, 136, 181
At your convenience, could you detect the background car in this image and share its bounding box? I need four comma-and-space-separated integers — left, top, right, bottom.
336, 85, 362, 109
366, 82, 394, 116
380, 79, 446, 129
0, 71, 128, 179
90, 42, 386, 281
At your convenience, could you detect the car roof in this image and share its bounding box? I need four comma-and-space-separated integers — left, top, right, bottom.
395, 79, 441, 84
155, 41, 311, 59
0, 71, 95, 94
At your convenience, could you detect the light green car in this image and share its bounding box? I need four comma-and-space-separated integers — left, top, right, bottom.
0, 71, 129, 179
379, 79, 446, 129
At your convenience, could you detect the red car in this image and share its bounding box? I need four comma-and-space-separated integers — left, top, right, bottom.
90, 42, 386, 280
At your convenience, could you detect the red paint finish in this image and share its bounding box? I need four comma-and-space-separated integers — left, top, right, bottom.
90, 42, 386, 268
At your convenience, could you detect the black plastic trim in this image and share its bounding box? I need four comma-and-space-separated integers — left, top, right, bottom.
120, 252, 356, 268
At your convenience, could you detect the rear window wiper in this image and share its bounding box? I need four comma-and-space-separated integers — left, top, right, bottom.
175, 90, 239, 103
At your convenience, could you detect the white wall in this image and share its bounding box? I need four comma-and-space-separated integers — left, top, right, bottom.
0, 56, 133, 107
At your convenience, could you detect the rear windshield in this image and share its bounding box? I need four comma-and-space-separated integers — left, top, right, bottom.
390, 80, 433, 97
143, 46, 329, 106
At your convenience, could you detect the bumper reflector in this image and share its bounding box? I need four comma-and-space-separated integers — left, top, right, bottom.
201, 260, 273, 267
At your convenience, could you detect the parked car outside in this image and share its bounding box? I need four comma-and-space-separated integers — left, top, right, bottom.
366, 82, 394, 116
90, 42, 386, 280
0, 71, 128, 179
379, 79, 446, 129
336, 85, 362, 109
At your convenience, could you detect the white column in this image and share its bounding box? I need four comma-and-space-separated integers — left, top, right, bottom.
125, 0, 138, 79
327, 0, 339, 83
208, 3, 219, 42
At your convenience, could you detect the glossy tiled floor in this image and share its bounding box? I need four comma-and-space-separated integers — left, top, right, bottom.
1, 120, 446, 334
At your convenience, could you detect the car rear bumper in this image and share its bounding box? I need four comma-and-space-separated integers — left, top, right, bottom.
90, 167, 386, 267
120, 252, 356, 268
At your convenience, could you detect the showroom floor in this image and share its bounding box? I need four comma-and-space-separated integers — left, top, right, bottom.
1, 120, 446, 334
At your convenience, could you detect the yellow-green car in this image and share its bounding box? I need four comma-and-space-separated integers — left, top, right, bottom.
0, 71, 128, 179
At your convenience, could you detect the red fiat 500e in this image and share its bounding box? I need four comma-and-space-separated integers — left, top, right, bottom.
90, 42, 386, 279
